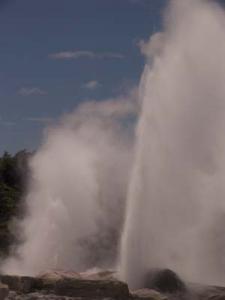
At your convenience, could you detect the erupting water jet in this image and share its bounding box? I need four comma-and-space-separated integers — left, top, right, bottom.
121, 0, 225, 288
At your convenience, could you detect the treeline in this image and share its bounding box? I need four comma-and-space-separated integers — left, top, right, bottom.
0, 150, 31, 256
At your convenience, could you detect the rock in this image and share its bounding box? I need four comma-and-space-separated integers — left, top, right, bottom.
131, 289, 167, 300
0, 271, 129, 299
6, 291, 98, 300
143, 269, 186, 294
38, 270, 81, 281
0, 275, 36, 294
6, 291, 86, 300
39, 269, 117, 282
0, 282, 8, 300
189, 283, 225, 300
3, 269, 225, 300
35, 270, 129, 299
80, 269, 117, 281
52, 278, 129, 299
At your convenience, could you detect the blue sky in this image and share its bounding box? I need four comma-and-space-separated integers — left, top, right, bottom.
0, 0, 167, 153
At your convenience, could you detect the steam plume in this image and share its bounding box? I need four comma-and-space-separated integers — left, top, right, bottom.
1, 91, 137, 275
121, 0, 225, 288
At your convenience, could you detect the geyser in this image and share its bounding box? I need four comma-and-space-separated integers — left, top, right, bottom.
2, 0, 225, 290
121, 0, 225, 288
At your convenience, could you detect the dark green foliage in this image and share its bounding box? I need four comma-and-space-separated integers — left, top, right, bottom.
0, 150, 31, 256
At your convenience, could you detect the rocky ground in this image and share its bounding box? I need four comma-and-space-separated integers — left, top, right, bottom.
0, 269, 224, 300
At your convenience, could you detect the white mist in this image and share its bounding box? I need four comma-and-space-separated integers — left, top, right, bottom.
1, 94, 136, 275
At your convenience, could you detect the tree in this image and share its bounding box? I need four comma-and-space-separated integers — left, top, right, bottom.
0, 150, 31, 256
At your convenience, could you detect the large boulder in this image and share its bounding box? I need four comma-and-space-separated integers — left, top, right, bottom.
46, 278, 129, 299
143, 269, 186, 294
0, 271, 129, 299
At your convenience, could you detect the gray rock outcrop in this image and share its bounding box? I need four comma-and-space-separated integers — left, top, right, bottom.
0, 270, 129, 300
0, 269, 225, 300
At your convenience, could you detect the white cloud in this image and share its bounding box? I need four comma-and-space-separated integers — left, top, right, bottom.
130, 0, 142, 3
0, 117, 16, 127
26, 117, 53, 123
2, 121, 16, 127
49, 51, 95, 60
100, 52, 124, 59
18, 87, 47, 96
49, 50, 124, 60
129, 0, 148, 4
82, 80, 101, 90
